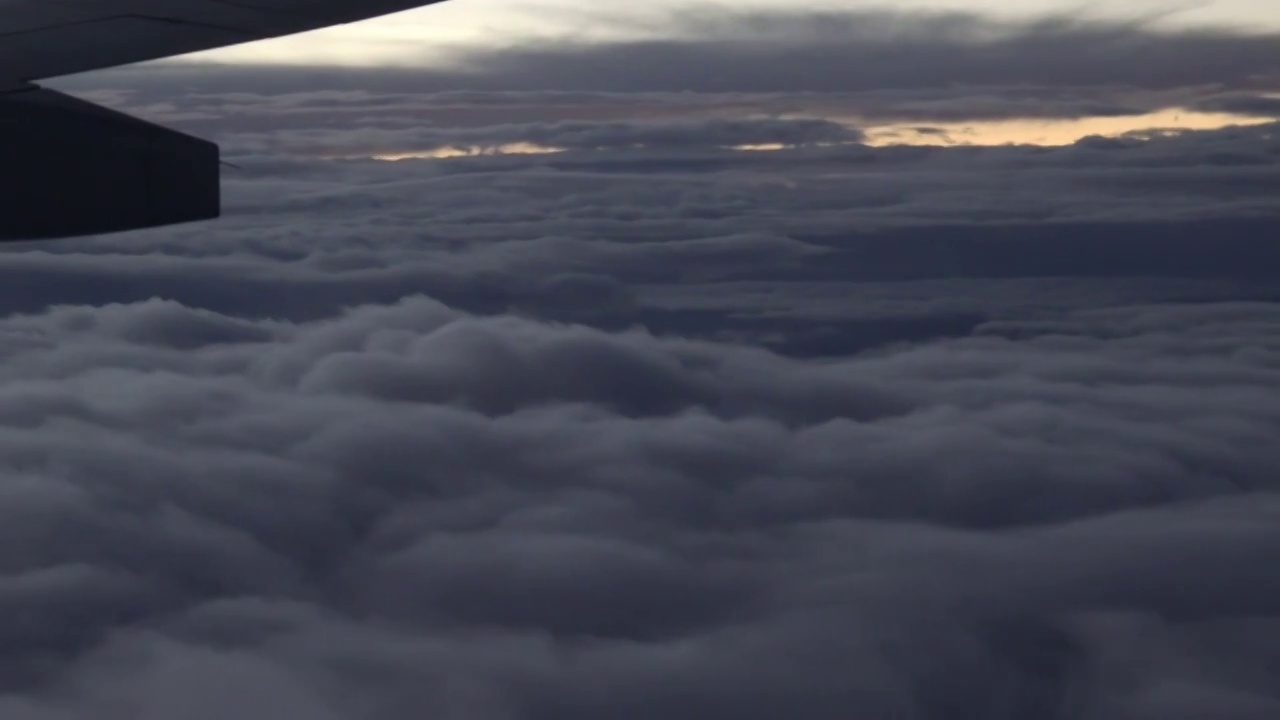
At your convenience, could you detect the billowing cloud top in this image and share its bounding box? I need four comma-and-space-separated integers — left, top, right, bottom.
5, 6, 1280, 719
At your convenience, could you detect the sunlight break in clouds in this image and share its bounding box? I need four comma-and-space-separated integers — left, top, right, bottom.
863, 109, 1275, 147
371, 141, 559, 159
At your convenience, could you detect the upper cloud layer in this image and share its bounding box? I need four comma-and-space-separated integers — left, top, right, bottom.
48, 8, 1280, 134
442, 9, 1280, 93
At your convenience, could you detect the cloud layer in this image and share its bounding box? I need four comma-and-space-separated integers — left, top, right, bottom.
51, 8, 1280, 133
5, 8, 1280, 717
3, 286, 1280, 718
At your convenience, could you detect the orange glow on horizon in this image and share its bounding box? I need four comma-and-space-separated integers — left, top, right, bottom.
372, 142, 563, 160
369, 141, 831, 160
862, 109, 1274, 147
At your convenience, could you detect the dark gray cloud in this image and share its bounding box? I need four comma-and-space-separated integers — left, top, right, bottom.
4, 25, 1280, 716
440, 9, 1280, 93
1195, 92, 1280, 116
2, 293, 1280, 718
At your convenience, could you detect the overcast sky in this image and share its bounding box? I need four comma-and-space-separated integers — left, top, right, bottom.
193, 0, 1280, 64
123, 0, 1279, 147
4, 1, 1280, 718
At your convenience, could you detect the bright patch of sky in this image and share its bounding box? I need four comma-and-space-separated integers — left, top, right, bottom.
188, 0, 1280, 66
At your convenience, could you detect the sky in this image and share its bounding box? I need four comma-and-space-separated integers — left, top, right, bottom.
153, 0, 1280, 147
192, 0, 1280, 62
2, 0, 1280, 718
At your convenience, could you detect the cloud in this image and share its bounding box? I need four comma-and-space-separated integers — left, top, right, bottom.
222, 117, 862, 157
439, 9, 1280, 93
2, 293, 1280, 718
48, 8, 1280, 133
1195, 93, 1280, 117
71, 9, 1280, 94
5, 31, 1280, 716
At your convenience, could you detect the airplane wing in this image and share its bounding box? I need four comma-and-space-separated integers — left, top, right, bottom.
0, 0, 449, 86
0, 0, 450, 240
